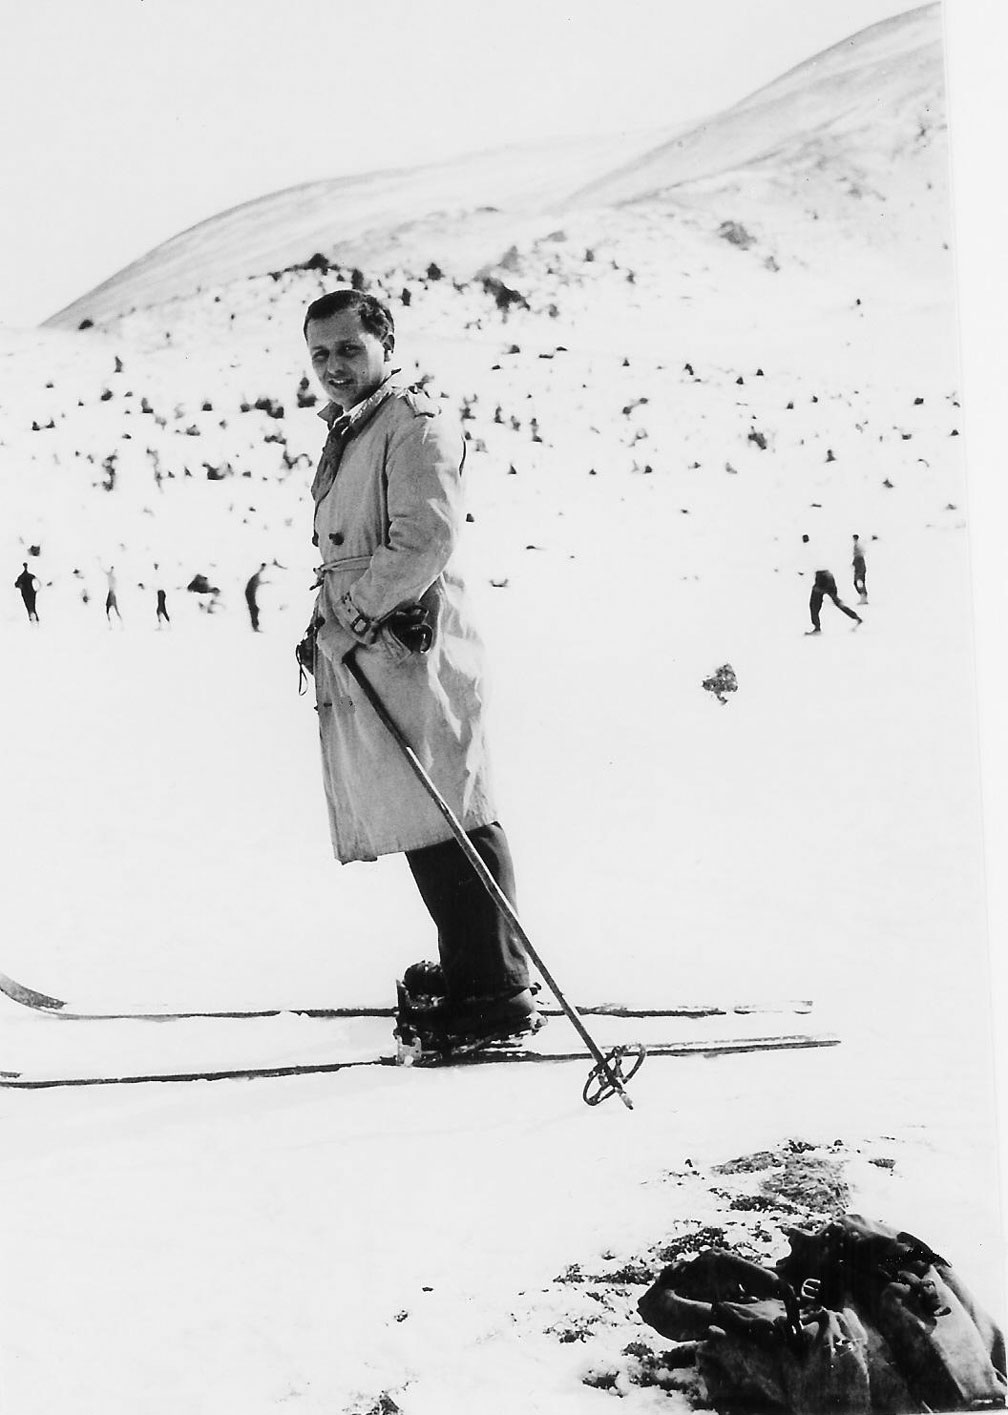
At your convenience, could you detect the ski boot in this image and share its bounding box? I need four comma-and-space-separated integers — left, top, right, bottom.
394, 960, 543, 1064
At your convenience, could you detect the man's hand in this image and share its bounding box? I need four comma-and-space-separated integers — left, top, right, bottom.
384, 603, 435, 654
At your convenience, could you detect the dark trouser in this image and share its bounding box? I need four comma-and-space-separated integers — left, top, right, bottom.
246, 595, 260, 631
810, 571, 860, 630
405, 822, 530, 1003
853, 557, 867, 596
20, 595, 38, 622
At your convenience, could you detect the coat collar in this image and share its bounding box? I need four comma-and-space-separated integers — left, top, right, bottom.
311, 377, 400, 508
317, 374, 398, 433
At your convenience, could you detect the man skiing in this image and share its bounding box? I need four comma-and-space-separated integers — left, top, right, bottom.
802, 535, 862, 634
245, 563, 268, 631
101, 564, 123, 624
852, 534, 868, 604
153, 563, 171, 627
300, 288, 537, 1050
14, 562, 39, 622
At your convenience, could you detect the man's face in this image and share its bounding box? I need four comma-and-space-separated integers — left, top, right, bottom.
306, 309, 392, 411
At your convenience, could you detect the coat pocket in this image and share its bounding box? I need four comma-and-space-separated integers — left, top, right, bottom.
375, 624, 413, 665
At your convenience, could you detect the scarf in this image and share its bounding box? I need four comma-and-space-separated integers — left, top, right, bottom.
309, 378, 397, 507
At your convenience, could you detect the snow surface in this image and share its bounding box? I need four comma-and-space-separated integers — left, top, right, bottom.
1, 5, 1002, 1412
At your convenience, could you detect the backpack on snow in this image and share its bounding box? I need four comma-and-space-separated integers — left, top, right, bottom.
637, 1213, 1006, 1413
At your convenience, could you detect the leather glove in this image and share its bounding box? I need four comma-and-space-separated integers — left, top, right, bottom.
384, 603, 435, 654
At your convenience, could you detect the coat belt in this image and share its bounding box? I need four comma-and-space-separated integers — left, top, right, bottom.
312, 555, 371, 587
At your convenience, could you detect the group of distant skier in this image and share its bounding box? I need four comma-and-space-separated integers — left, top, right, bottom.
15, 540, 871, 637
12, 560, 275, 632
803, 532, 869, 634
13, 561, 149, 626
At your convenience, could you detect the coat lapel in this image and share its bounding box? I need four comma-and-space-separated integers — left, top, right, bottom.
310, 380, 397, 506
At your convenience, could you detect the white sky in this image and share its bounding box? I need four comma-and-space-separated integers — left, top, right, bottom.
0, 0, 928, 328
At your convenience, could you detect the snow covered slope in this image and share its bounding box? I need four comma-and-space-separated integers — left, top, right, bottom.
43, 5, 944, 330
571, 4, 943, 206
42, 127, 681, 330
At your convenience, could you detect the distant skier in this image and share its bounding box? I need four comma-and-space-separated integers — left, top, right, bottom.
14, 562, 40, 622
852, 534, 868, 604
802, 535, 862, 634
102, 565, 123, 623
154, 563, 170, 627
245, 562, 268, 632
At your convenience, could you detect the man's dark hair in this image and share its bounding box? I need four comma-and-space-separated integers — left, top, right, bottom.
303, 289, 395, 350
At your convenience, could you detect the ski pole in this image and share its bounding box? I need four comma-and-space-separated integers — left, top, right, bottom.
342, 646, 642, 1110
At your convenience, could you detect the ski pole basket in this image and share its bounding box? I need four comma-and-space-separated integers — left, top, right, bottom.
583, 1043, 646, 1106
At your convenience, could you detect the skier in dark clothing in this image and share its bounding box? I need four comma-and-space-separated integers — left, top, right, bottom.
14, 563, 39, 622
852, 534, 868, 604
101, 564, 123, 623
802, 536, 862, 633
153, 565, 170, 627
245, 563, 268, 631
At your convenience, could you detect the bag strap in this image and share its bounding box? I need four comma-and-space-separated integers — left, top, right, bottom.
707, 1253, 805, 1348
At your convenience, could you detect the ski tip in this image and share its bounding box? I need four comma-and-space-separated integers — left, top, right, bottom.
0, 971, 67, 1012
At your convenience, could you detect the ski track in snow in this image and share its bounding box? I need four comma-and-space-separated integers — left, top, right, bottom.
1, 10, 1001, 1412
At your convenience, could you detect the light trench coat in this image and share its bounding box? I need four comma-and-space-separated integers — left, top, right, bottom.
310, 383, 498, 862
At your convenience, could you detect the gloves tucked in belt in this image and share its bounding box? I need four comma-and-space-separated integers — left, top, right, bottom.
384, 603, 435, 654
339, 592, 434, 656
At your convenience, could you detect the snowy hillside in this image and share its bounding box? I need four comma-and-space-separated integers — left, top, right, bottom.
42, 5, 944, 332
570, 4, 948, 295
572, 4, 943, 207
1, 8, 955, 625
42, 127, 682, 332
2, 7, 1000, 1415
